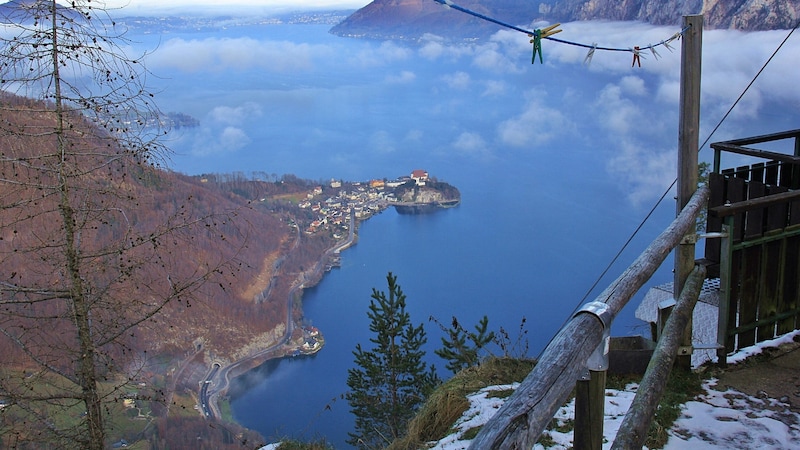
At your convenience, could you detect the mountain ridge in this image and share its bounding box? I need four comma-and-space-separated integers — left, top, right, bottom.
331, 0, 799, 41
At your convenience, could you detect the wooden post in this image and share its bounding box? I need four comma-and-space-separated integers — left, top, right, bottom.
574, 370, 606, 450
716, 222, 732, 365
611, 264, 706, 450
674, 14, 703, 368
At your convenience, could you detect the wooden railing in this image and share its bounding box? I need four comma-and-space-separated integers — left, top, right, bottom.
468, 186, 709, 449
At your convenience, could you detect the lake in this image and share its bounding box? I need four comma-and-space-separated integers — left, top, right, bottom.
124, 17, 800, 448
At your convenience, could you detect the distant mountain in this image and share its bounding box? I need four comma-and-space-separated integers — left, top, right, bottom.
331, 0, 799, 41
329, 0, 540, 41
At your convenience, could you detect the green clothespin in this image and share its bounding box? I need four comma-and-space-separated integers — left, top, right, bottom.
530, 30, 542, 64
529, 23, 562, 65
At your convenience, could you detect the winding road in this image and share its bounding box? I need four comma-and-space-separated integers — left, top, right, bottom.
198, 211, 356, 420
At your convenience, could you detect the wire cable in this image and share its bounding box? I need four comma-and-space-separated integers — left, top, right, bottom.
433, 0, 688, 53
567, 18, 800, 335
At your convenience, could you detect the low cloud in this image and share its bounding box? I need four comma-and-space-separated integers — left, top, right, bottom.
208, 102, 263, 125
385, 70, 416, 84
606, 140, 675, 206
191, 126, 251, 156
351, 41, 412, 68
148, 37, 330, 73
418, 34, 475, 61
482, 80, 507, 97
369, 131, 396, 154
497, 89, 574, 148
452, 131, 494, 159
441, 71, 471, 90
594, 83, 644, 136
185, 101, 263, 157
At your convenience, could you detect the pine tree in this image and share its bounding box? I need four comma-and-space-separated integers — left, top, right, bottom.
346, 272, 438, 449
435, 315, 495, 374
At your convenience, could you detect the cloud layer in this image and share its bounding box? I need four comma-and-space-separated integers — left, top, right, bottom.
136, 19, 800, 205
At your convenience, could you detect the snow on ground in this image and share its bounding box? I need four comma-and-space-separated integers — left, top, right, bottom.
429, 330, 800, 450
260, 330, 800, 449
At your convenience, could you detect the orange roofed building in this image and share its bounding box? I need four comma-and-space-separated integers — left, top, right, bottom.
411, 169, 428, 185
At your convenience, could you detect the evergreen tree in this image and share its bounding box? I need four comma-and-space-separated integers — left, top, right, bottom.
346, 272, 438, 449
435, 315, 495, 374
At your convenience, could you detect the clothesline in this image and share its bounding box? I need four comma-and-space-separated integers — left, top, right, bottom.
432, 0, 689, 64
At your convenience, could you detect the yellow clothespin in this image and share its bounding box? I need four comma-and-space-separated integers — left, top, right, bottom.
539, 23, 562, 39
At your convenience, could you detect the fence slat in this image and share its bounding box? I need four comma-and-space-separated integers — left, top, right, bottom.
778, 236, 800, 334
766, 185, 789, 231
738, 244, 761, 348
745, 180, 766, 239
727, 176, 746, 243
705, 172, 725, 277
765, 161, 780, 185
758, 240, 782, 342
727, 240, 742, 353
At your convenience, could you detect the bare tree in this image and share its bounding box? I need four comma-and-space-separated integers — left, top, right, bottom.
0, 2, 236, 448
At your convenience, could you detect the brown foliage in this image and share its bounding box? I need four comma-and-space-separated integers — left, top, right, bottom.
0, 93, 293, 365
149, 416, 265, 449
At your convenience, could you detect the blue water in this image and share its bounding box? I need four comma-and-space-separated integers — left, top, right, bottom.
121, 18, 800, 448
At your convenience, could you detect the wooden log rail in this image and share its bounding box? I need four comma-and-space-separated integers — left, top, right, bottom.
611, 264, 707, 449
468, 185, 709, 449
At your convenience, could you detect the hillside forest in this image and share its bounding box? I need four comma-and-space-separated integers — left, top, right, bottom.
0, 88, 341, 447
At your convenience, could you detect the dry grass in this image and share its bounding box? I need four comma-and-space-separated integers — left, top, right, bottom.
388, 357, 535, 450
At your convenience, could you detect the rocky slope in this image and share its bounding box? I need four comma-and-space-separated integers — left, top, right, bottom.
544, 0, 800, 30
331, 0, 799, 41
392, 180, 461, 214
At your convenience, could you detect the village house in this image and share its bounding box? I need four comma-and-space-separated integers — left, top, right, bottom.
411, 169, 428, 185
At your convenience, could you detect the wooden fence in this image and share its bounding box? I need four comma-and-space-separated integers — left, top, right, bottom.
705, 130, 800, 360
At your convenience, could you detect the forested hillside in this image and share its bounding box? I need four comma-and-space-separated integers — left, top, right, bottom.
0, 92, 338, 446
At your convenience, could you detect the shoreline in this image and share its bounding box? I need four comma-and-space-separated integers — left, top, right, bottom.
199, 210, 362, 422
199, 198, 456, 424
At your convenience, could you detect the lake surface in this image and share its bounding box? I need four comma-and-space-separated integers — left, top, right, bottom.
123, 17, 800, 448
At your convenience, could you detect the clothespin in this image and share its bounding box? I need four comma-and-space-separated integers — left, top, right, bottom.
663, 32, 681, 52
529, 31, 542, 64
529, 23, 562, 64
539, 23, 562, 39
583, 43, 597, 66
649, 44, 660, 60
631, 46, 643, 67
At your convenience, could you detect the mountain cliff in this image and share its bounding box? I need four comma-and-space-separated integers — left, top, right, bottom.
544, 0, 799, 30
331, 0, 799, 41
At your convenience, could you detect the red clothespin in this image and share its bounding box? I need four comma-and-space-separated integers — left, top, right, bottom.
631, 46, 642, 67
